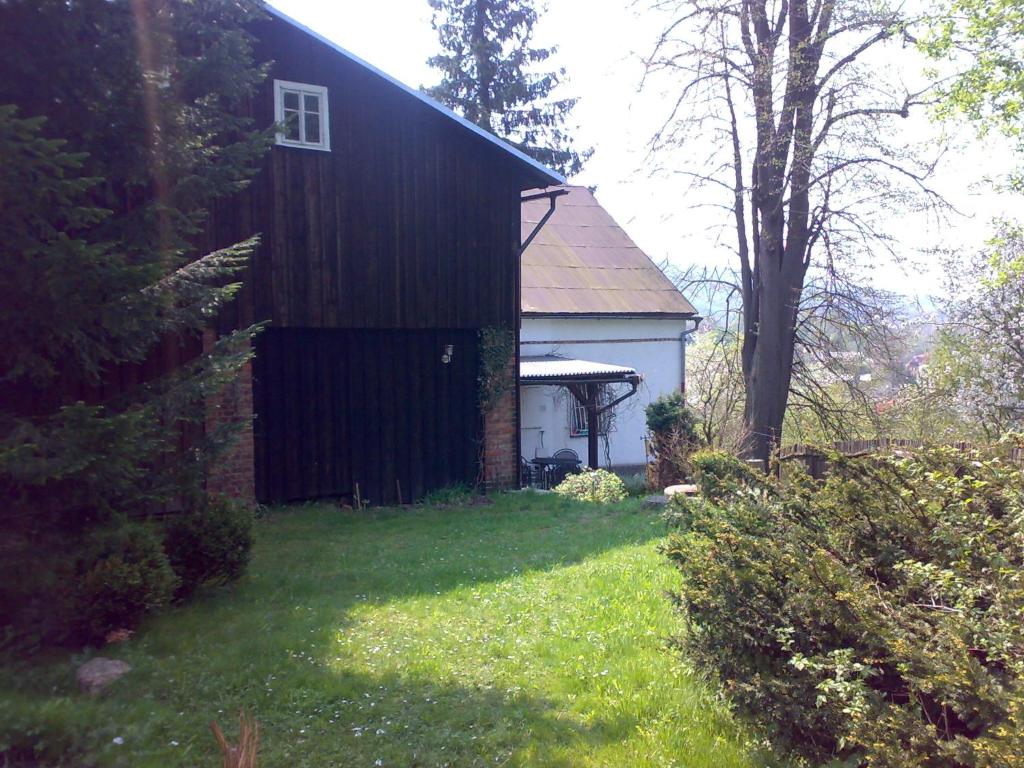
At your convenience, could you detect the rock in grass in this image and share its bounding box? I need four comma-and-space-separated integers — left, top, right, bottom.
641, 494, 668, 509
77, 657, 131, 696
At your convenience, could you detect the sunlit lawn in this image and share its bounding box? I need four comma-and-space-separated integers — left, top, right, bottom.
1, 492, 770, 767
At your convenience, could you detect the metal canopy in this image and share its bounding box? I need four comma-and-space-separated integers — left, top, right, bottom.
520, 355, 640, 385
519, 355, 641, 468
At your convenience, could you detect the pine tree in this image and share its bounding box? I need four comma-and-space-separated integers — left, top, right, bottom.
0, 0, 269, 643
425, 0, 591, 178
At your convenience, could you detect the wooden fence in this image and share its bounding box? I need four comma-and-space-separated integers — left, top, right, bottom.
779, 438, 1024, 479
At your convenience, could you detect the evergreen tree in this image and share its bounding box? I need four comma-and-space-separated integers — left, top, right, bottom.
425, 0, 591, 178
0, 0, 269, 644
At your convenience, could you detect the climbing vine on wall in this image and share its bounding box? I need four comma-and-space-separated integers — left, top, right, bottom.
478, 327, 515, 415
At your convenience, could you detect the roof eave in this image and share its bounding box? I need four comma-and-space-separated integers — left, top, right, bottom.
520, 373, 642, 385
522, 311, 699, 320
264, 4, 565, 189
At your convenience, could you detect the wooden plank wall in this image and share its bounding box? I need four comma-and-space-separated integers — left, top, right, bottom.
253, 328, 481, 504
200, 17, 537, 504
207, 16, 526, 335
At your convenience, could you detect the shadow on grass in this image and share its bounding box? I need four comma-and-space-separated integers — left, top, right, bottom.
1, 495, 700, 767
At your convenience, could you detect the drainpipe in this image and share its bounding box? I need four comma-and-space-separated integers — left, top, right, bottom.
519, 188, 568, 257
515, 188, 567, 487
679, 316, 703, 394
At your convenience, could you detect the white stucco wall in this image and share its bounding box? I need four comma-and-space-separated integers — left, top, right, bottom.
519, 316, 688, 469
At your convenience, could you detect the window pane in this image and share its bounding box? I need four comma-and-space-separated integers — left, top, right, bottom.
303, 93, 320, 113
283, 90, 300, 110
304, 112, 321, 144
283, 108, 300, 141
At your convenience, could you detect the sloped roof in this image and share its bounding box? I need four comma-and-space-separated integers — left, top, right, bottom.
265, 4, 564, 189
521, 186, 697, 316
520, 355, 638, 381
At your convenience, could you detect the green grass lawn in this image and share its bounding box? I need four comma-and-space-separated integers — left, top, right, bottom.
1, 492, 770, 767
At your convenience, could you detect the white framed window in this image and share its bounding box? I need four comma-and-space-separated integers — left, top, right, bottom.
273, 79, 330, 151
569, 385, 612, 437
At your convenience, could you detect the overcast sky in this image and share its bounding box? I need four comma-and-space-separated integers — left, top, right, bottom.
269, 0, 1018, 304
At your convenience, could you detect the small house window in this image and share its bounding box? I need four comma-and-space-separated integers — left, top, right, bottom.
568, 385, 612, 437
274, 80, 330, 151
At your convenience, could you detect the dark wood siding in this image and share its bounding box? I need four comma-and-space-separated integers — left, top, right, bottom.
209, 17, 527, 333
254, 328, 480, 504
205, 17, 535, 504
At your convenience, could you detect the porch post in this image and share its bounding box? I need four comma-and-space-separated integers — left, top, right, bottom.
585, 383, 600, 469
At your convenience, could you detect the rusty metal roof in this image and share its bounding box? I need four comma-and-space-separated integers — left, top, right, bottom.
520, 355, 639, 382
521, 186, 697, 316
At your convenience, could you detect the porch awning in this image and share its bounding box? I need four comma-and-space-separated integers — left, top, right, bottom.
519, 355, 640, 385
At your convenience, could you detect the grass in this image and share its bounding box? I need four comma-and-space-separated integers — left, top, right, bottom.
1, 492, 770, 767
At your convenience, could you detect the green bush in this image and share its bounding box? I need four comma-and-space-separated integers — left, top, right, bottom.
620, 472, 649, 497
163, 496, 253, 599
552, 469, 627, 503
664, 445, 1024, 766
75, 523, 178, 642
644, 391, 699, 438
689, 449, 769, 501
420, 482, 475, 507
645, 393, 702, 489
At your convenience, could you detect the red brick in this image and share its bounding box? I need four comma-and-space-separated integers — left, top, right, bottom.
482, 354, 517, 491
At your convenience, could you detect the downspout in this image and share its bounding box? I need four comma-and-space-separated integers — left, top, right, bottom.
519, 188, 568, 255
679, 316, 703, 394
514, 187, 567, 486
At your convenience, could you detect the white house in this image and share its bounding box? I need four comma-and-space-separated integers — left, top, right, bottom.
519, 186, 699, 474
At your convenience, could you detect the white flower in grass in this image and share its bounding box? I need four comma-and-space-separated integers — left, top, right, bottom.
112, 737, 124, 745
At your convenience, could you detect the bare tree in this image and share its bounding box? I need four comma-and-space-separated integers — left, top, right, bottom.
644, 0, 945, 463
675, 262, 909, 449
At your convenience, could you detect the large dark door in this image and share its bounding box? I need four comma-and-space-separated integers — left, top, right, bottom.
253, 328, 480, 505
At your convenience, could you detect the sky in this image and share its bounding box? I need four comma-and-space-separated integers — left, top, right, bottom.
269, 0, 1019, 305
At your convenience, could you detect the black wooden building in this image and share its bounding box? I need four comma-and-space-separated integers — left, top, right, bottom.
205, 7, 562, 505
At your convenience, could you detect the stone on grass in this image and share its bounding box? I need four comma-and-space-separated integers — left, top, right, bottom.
641, 494, 668, 509
664, 483, 700, 497
77, 657, 131, 696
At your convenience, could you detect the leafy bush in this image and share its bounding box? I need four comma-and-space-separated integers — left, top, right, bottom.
75, 523, 178, 642
164, 496, 253, 599
620, 472, 649, 497
664, 445, 1024, 766
645, 391, 699, 438
420, 482, 475, 507
645, 392, 702, 489
689, 449, 769, 501
552, 469, 627, 503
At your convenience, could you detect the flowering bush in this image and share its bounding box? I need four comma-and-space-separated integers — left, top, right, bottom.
933, 225, 1024, 438
665, 443, 1024, 766
552, 469, 627, 504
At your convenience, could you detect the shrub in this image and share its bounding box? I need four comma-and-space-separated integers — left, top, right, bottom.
689, 449, 769, 501
645, 391, 699, 438
420, 482, 475, 507
75, 523, 178, 642
664, 445, 1024, 766
552, 469, 627, 504
645, 392, 702, 489
164, 496, 253, 599
620, 472, 649, 497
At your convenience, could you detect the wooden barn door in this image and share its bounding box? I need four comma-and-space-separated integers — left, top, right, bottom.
253, 328, 480, 505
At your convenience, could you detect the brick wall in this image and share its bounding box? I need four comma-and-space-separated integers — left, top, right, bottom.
203, 330, 256, 503
482, 356, 518, 490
